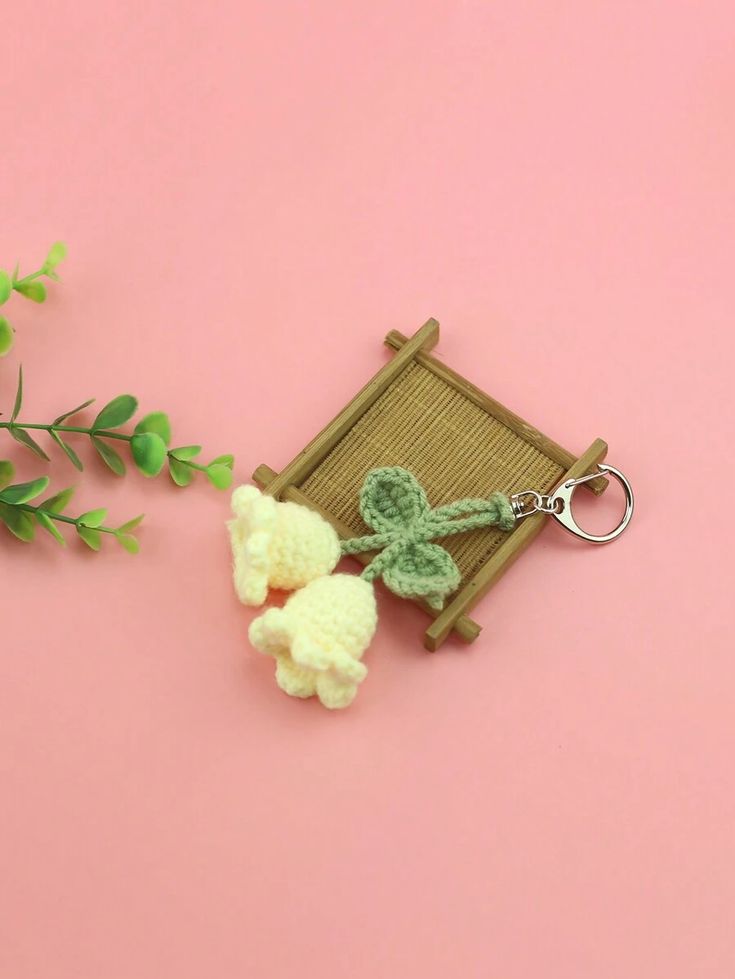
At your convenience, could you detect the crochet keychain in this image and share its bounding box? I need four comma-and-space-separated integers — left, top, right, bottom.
228, 462, 633, 709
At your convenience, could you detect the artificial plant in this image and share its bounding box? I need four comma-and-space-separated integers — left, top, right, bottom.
0, 244, 234, 551
0, 243, 66, 357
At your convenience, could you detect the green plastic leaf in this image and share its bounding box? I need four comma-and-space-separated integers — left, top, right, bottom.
131, 431, 166, 477
11, 365, 23, 421
0, 503, 35, 541
117, 514, 144, 533
9, 426, 50, 461
381, 540, 461, 610
134, 411, 171, 446
92, 394, 138, 431
0, 317, 12, 356
0, 460, 15, 490
210, 453, 234, 469
77, 508, 107, 528
92, 436, 126, 476
168, 456, 193, 487
170, 445, 201, 461
15, 281, 46, 303
117, 534, 140, 555
40, 486, 75, 513
45, 242, 67, 268
53, 398, 95, 425
49, 430, 83, 470
359, 467, 430, 534
0, 270, 12, 305
0, 476, 50, 505
35, 510, 65, 545
206, 463, 233, 490
77, 525, 101, 550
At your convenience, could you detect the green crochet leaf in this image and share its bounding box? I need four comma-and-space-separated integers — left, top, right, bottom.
360, 467, 429, 534
381, 540, 461, 610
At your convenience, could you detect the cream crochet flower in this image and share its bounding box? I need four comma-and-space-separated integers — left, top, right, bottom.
229, 485, 341, 606
249, 574, 377, 709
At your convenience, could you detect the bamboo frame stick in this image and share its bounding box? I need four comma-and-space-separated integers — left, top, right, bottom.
384, 330, 608, 496
252, 463, 482, 644
263, 319, 440, 500
423, 437, 609, 651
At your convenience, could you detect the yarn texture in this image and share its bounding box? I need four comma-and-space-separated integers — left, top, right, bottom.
249, 574, 377, 709
229, 485, 340, 606
341, 467, 515, 610
229, 468, 515, 709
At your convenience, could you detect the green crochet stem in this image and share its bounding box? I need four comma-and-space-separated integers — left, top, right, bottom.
341, 495, 515, 560
339, 467, 516, 610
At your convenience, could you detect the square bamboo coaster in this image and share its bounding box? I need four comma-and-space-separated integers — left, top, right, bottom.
253, 319, 608, 650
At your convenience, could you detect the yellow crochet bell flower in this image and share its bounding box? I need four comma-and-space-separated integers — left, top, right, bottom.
249, 574, 377, 709
229, 485, 341, 606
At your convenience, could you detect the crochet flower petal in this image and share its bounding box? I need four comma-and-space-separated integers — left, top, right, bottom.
381, 540, 461, 610
229, 487, 278, 605
248, 574, 377, 710
228, 485, 340, 605
359, 467, 430, 534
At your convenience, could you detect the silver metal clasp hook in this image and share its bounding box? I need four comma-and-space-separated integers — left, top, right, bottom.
548, 464, 634, 543
511, 464, 634, 544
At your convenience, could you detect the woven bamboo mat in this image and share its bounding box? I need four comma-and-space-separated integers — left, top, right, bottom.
300, 361, 564, 582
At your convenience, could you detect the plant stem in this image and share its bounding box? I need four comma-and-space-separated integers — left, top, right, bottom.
14, 268, 45, 287
0, 421, 130, 441
15, 503, 118, 535
0, 420, 207, 472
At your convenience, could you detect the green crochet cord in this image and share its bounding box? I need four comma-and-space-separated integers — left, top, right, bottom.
340, 467, 515, 611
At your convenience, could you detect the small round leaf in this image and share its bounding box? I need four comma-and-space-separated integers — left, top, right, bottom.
10, 425, 51, 461
53, 398, 95, 425
77, 525, 102, 550
10, 365, 23, 422
131, 432, 167, 477
0, 503, 36, 542
0, 460, 15, 491
93, 394, 138, 431
117, 514, 144, 534
40, 486, 75, 514
0, 317, 12, 356
206, 464, 233, 490
92, 436, 127, 476
170, 445, 201, 461
49, 430, 83, 470
0, 476, 50, 505
45, 242, 67, 268
15, 281, 46, 303
134, 411, 171, 446
0, 270, 12, 305
168, 457, 193, 487
117, 534, 140, 555
36, 510, 66, 545
77, 508, 107, 528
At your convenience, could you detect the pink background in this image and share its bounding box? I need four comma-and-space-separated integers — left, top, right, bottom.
2, 3, 734, 977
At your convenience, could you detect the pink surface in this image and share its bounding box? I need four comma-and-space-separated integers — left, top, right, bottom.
2, 3, 734, 977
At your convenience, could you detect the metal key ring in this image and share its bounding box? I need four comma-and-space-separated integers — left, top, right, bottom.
549, 464, 634, 544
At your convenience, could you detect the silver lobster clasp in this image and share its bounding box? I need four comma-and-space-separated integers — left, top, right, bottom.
548, 464, 634, 544
511, 463, 634, 544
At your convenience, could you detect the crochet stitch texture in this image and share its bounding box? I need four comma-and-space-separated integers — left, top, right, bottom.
342, 467, 515, 610
229, 467, 515, 709
249, 574, 377, 709
229, 485, 340, 605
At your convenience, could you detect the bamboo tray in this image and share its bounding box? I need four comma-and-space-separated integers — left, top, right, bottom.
253, 319, 608, 650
